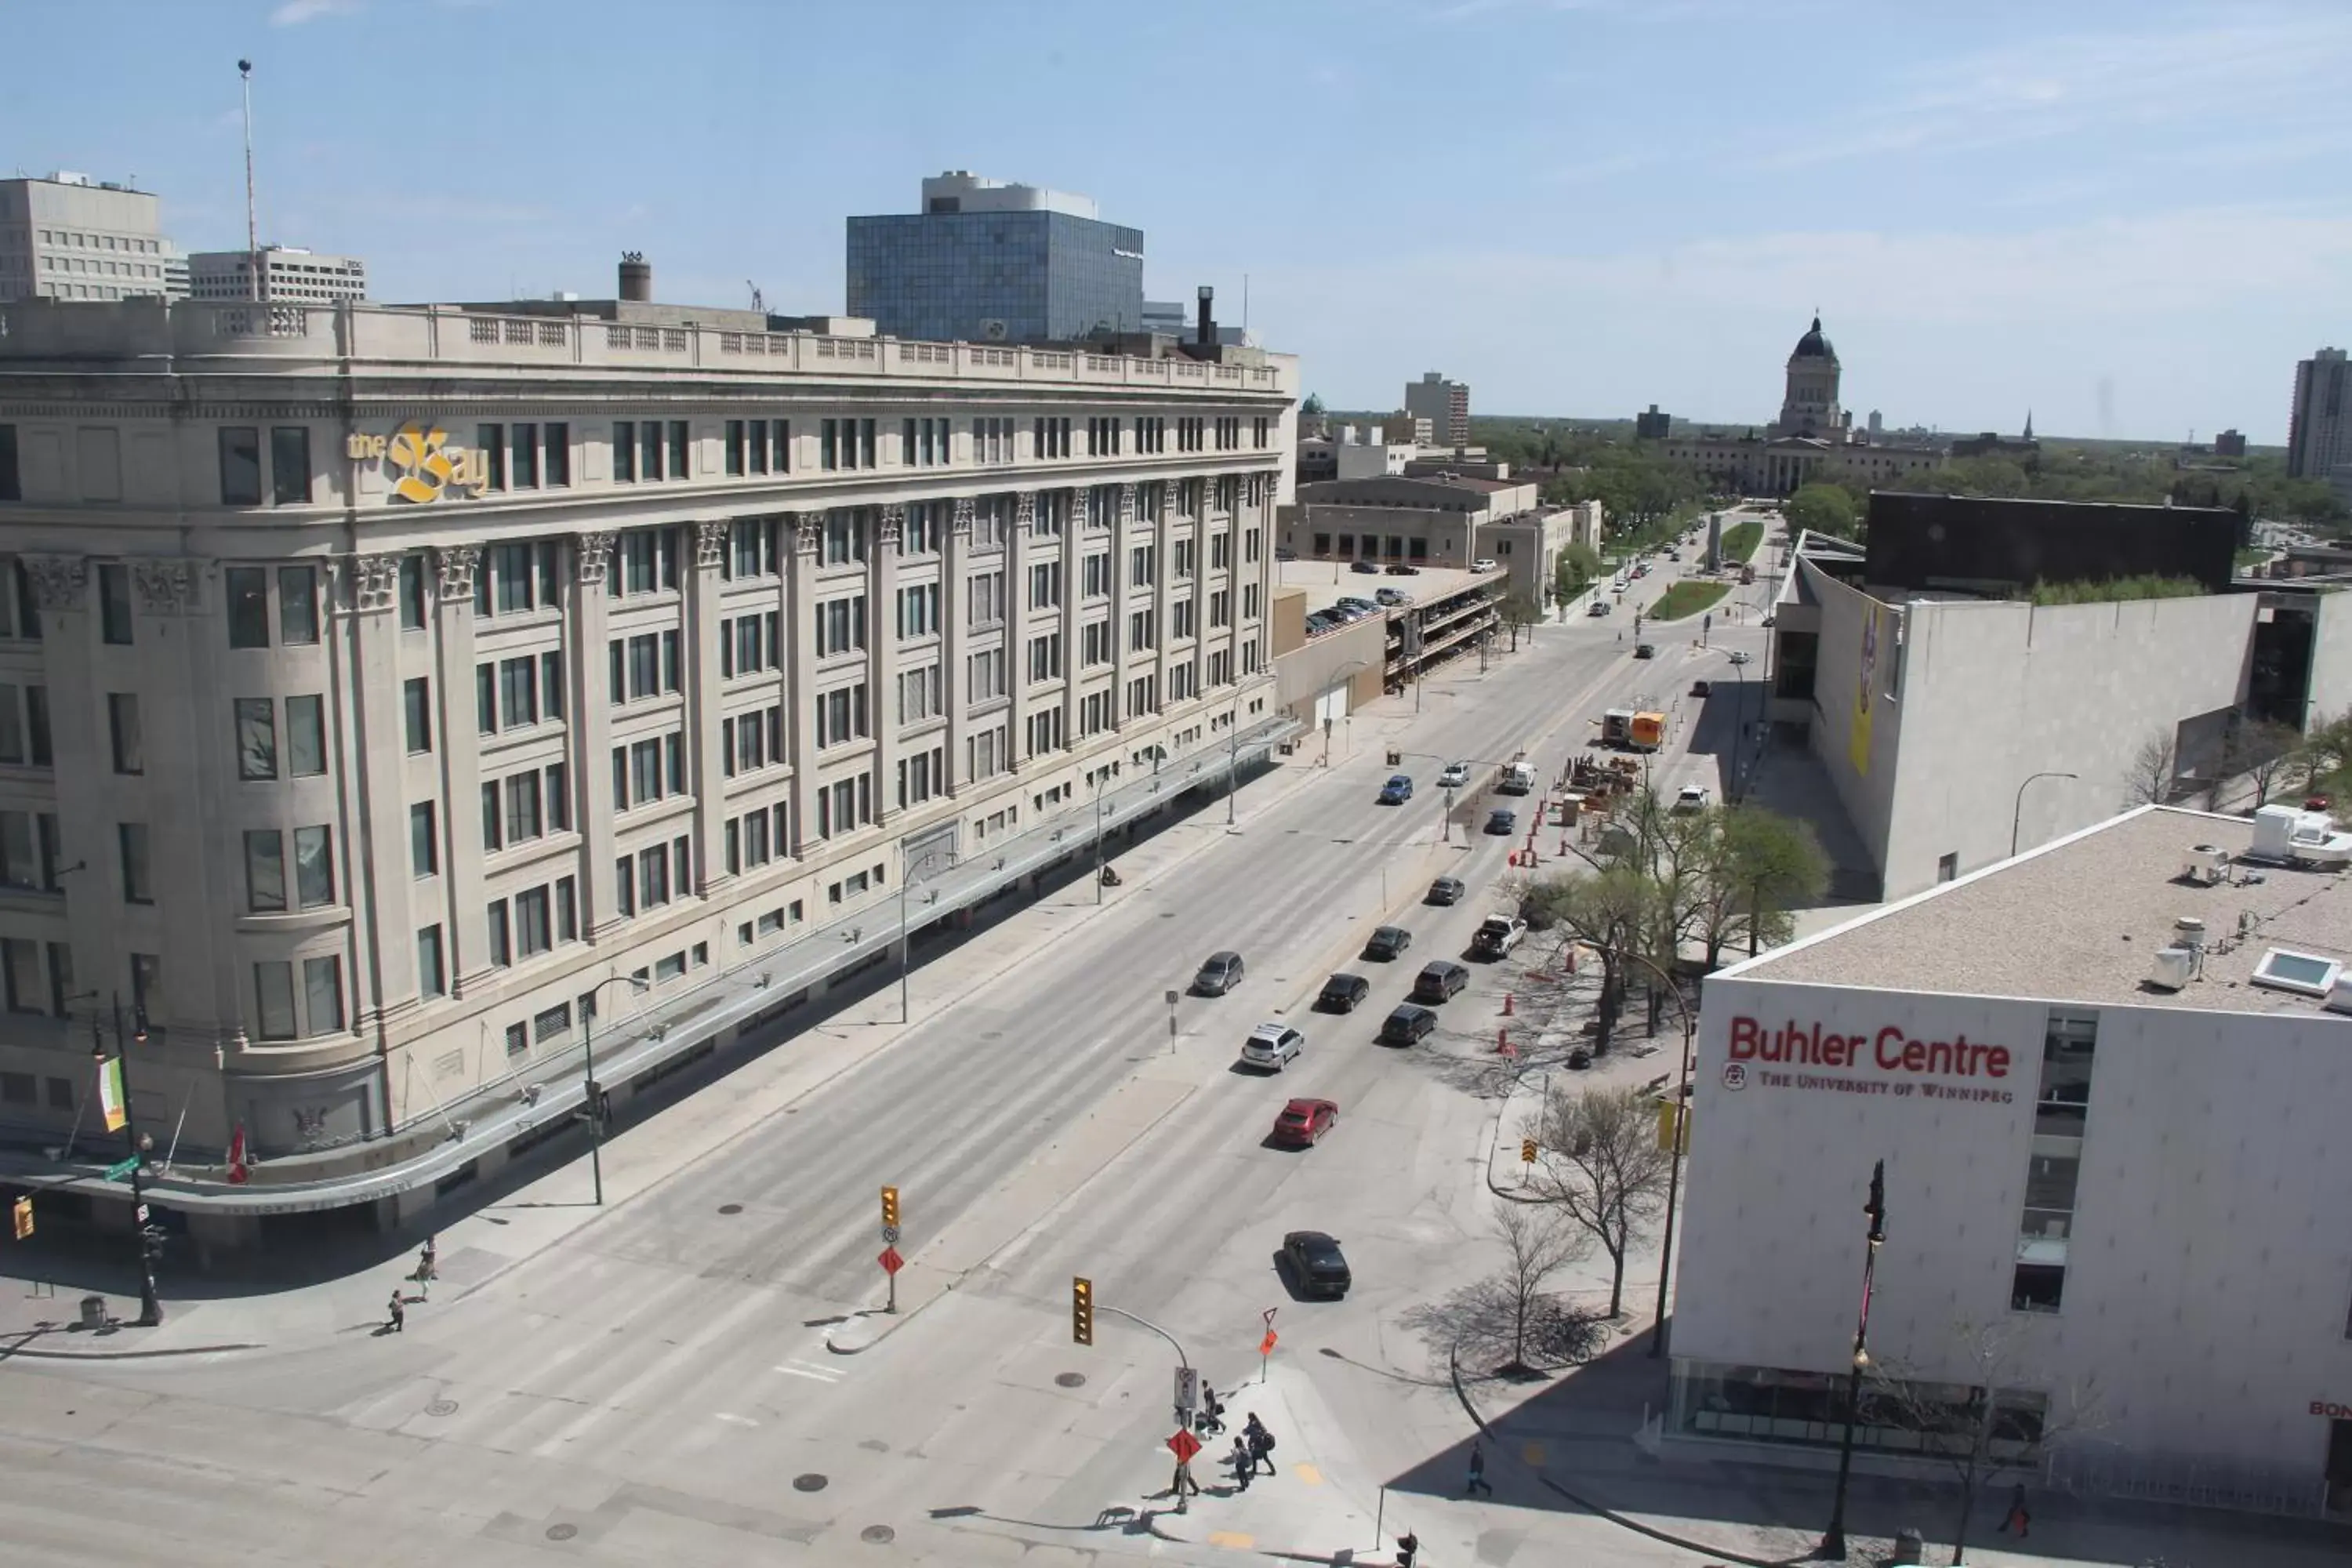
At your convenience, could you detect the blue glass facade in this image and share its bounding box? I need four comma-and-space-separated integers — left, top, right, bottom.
846, 211, 1145, 344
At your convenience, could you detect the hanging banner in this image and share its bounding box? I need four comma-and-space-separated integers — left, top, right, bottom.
98, 1056, 127, 1134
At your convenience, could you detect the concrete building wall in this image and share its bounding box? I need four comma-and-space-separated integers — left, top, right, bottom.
1272, 611, 1385, 724
0, 177, 170, 304
1805, 559, 2259, 898
1679, 970, 2352, 1487
2305, 588, 2352, 727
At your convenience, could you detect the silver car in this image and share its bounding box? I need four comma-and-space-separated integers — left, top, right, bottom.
1240, 1022, 1305, 1072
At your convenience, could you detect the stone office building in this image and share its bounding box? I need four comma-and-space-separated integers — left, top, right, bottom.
0, 283, 1294, 1240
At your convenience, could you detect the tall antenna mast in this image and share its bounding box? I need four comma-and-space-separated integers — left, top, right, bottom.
238, 59, 260, 303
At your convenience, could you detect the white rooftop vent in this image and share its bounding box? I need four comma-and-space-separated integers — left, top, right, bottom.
2249, 804, 2352, 867
2173, 916, 2208, 949
2148, 946, 2195, 991
2181, 844, 2230, 885
2328, 972, 2352, 1016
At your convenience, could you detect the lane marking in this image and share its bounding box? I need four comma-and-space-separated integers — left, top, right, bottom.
1207, 1531, 1255, 1549
714, 1412, 759, 1426
773, 1360, 844, 1383
1291, 1462, 1323, 1486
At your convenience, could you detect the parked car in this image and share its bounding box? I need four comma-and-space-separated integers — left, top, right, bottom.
1193, 950, 1247, 996
1437, 760, 1470, 789
1377, 774, 1414, 805
1634, 643, 1657, 659
1375, 587, 1411, 607
1411, 960, 1470, 1003
1240, 1021, 1305, 1071
1425, 876, 1466, 906
1364, 924, 1414, 961
1276, 546, 1298, 561
1484, 808, 1517, 836
1337, 597, 1379, 614
1674, 784, 1711, 813
1472, 557, 1499, 572
1471, 915, 1529, 960
1378, 1003, 1439, 1046
1385, 563, 1421, 575
1351, 559, 1382, 574
1316, 973, 1371, 1013
1279, 1230, 1352, 1298
1270, 1098, 1339, 1148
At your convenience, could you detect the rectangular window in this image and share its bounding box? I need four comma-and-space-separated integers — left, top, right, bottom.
244, 829, 285, 912
546, 762, 570, 831
98, 564, 133, 644
476, 663, 497, 735
219, 426, 263, 506
270, 426, 310, 506
404, 677, 432, 753
725, 419, 746, 475
277, 565, 318, 644
293, 825, 334, 909
640, 845, 670, 908
544, 422, 571, 485
612, 419, 637, 482
118, 822, 152, 903
399, 554, 427, 628
539, 651, 566, 720
236, 698, 278, 779
614, 857, 635, 918
254, 961, 297, 1040
107, 692, 142, 774
511, 423, 539, 488
515, 885, 551, 958
504, 771, 543, 844
668, 419, 689, 479
487, 898, 511, 967
286, 695, 326, 776
477, 424, 506, 489
227, 566, 269, 647
0, 426, 16, 503
303, 956, 343, 1033
410, 800, 437, 877
640, 420, 662, 481
555, 874, 578, 941
418, 925, 446, 998
499, 656, 538, 728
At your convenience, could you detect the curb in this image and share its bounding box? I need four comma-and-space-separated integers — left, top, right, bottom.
0, 1330, 264, 1362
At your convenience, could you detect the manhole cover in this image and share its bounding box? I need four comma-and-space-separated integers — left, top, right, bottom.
861, 1526, 896, 1544
1054, 1372, 1087, 1388
423, 1398, 459, 1417
545, 1523, 578, 1541
793, 1473, 828, 1493
717, 1203, 743, 1215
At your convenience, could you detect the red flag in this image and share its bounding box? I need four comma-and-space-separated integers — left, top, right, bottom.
227, 1125, 250, 1185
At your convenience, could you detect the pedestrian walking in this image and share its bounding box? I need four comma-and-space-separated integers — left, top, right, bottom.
1245, 1414, 1277, 1476
1464, 1439, 1494, 1497
1171, 1457, 1200, 1511
419, 1235, 437, 1282
1998, 1482, 2030, 1537
1229, 1437, 1254, 1493
386, 1290, 405, 1333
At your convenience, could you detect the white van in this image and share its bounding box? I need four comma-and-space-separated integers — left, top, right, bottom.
1497, 761, 1536, 796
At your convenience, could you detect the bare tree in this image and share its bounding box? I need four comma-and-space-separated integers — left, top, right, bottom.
1498, 593, 1543, 652
1491, 1199, 1591, 1374
1866, 1319, 2103, 1566
2239, 718, 2306, 811
2121, 729, 2179, 808
1523, 1083, 1673, 1319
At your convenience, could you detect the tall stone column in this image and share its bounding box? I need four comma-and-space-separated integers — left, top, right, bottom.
1061, 492, 1082, 753
430, 545, 493, 987
332, 552, 412, 1031
1153, 485, 1178, 722
873, 506, 903, 819
1109, 483, 1137, 731
786, 513, 820, 855
942, 498, 973, 793
569, 532, 621, 936
1006, 491, 1033, 769
688, 521, 728, 895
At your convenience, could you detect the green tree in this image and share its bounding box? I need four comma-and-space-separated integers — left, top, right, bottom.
1786, 481, 1859, 541
1523, 863, 1664, 1054
1498, 593, 1542, 650
1700, 805, 1829, 965
1554, 540, 1603, 605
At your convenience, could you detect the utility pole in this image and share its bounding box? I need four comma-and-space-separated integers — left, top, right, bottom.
579, 973, 650, 1205
1820, 1160, 1888, 1560
237, 60, 260, 303
103, 995, 163, 1327
1225, 703, 1241, 826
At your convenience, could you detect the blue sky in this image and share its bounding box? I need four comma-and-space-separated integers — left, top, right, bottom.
6, 0, 2350, 442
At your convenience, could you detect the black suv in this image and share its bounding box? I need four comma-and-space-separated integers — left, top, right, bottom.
1411, 960, 1470, 1004
1379, 1003, 1437, 1046
1316, 973, 1371, 1013
1279, 1230, 1352, 1298
1363, 925, 1413, 962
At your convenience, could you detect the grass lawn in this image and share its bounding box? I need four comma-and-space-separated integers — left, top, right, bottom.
1721, 519, 1763, 563
1646, 580, 1730, 622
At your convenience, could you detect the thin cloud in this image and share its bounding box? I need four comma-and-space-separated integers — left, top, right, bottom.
270, 0, 362, 25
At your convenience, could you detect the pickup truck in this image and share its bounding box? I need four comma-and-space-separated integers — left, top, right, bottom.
1470, 915, 1529, 960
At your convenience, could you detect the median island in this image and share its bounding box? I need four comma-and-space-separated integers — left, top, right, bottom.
1644, 580, 1730, 622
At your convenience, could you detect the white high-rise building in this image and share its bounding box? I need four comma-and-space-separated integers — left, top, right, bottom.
187, 246, 368, 304
1404, 371, 1470, 448
0, 280, 1295, 1248
0, 172, 175, 304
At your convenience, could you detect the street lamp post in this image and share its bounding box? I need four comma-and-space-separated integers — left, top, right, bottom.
898, 842, 958, 1024
1820, 1160, 1888, 1560
2009, 771, 2078, 858
1225, 702, 1243, 827
579, 972, 652, 1206
1092, 772, 1113, 906
94, 994, 163, 1327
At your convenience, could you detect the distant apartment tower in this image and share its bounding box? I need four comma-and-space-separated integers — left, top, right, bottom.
2214, 428, 2248, 459
187, 246, 367, 304
1635, 403, 1671, 440
1406, 372, 1470, 448
0, 172, 173, 303
2285, 347, 2349, 481
847, 170, 1145, 343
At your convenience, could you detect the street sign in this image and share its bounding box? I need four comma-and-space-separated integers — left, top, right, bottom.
10, 1196, 29, 1241
1167, 1427, 1202, 1464
1258, 1330, 1278, 1357
880, 1225, 900, 1246
134, 1203, 148, 1225
1174, 1366, 1200, 1414
102, 1156, 140, 1181
877, 1247, 904, 1276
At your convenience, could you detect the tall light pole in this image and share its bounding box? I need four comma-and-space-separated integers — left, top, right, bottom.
236, 60, 260, 303
1091, 771, 1113, 906
898, 842, 958, 1023
2009, 771, 2078, 858
93, 995, 162, 1326
1225, 699, 1243, 826
579, 972, 651, 1206
1820, 1160, 1888, 1561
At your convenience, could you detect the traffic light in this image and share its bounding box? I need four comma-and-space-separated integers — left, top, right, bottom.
10, 1196, 30, 1241
1397, 1532, 1418, 1568
1072, 1276, 1094, 1346
880, 1185, 899, 1232
1520, 1138, 1537, 1164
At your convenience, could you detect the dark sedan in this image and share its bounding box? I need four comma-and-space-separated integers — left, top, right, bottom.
1279, 1230, 1352, 1298
1484, 808, 1517, 836
1363, 925, 1413, 961
1316, 973, 1372, 1012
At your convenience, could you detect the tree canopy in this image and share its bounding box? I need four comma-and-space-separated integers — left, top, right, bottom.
1785, 481, 1859, 541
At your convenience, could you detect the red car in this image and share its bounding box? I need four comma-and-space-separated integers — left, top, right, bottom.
1271, 1098, 1340, 1148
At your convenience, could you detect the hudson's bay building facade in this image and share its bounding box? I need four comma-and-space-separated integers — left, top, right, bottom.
0, 290, 1294, 1236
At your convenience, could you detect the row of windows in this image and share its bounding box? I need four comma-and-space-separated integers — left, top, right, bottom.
488, 875, 581, 967
723, 802, 791, 876
483, 763, 571, 853
614, 731, 688, 811
614, 836, 694, 918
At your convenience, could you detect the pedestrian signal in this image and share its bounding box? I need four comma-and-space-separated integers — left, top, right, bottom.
1072, 1276, 1094, 1346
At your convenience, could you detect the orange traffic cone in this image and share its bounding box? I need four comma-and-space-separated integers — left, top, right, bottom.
1497, 1029, 1517, 1058
1503, 992, 1515, 1017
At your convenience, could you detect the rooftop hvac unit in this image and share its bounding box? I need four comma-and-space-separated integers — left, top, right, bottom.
2148, 946, 2196, 991
2173, 916, 2208, 949
2328, 972, 2352, 1016
2181, 844, 2230, 885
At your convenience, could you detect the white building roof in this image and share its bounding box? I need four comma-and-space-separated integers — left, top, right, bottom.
1730, 804, 2352, 1017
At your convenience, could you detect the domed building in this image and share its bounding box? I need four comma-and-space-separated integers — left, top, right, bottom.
1658, 314, 1948, 497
